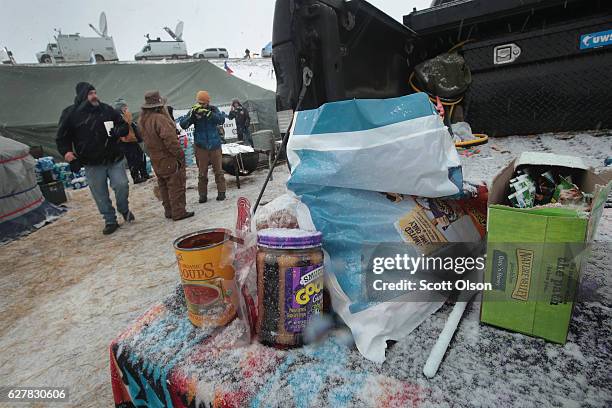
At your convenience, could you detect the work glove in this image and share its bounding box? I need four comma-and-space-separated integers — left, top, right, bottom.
69, 158, 82, 173
191, 103, 212, 119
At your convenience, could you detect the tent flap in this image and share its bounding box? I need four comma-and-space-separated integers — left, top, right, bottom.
0, 61, 278, 157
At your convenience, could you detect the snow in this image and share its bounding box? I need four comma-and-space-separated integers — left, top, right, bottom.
0, 132, 610, 407
222, 143, 255, 155
258, 228, 320, 238
0, 164, 289, 407
208, 58, 276, 91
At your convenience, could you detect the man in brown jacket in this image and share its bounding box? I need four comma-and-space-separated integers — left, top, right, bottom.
138, 91, 194, 221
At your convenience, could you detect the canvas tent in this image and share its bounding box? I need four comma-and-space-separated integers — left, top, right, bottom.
0, 135, 65, 244
0, 61, 279, 157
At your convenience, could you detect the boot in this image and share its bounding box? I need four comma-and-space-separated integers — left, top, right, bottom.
121, 210, 136, 223
199, 195, 208, 203
173, 211, 195, 221
216, 192, 226, 201
103, 223, 119, 235
133, 177, 145, 184
130, 170, 140, 184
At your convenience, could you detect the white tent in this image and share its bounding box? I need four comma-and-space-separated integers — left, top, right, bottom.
0, 135, 64, 244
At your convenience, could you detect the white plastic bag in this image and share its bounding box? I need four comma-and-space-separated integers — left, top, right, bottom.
285, 94, 487, 362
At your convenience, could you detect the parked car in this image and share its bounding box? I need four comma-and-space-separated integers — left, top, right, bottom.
261, 42, 272, 58
193, 48, 229, 59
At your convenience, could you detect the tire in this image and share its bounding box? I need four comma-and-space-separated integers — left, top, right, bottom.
41, 55, 52, 64
198, 54, 204, 59
95, 54, 104, 62
172, 54, 178, 60
219, 54, 224, 58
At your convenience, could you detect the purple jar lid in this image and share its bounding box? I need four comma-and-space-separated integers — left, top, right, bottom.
257, 228, 322, 249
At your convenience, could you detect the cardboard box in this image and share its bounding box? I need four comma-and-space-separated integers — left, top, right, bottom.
481, 152, 611, 343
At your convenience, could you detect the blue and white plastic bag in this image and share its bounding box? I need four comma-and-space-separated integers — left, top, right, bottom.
287, 93, 462, 197
286, 93, 470, 362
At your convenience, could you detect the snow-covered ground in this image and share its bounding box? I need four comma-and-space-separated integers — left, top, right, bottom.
209, 58, 276, 91
0, 132, 610, 407
0, 164, 289, 407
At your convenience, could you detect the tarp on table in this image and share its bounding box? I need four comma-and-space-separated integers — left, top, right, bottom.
0, 61, 279, 157
0, 135, 65, 244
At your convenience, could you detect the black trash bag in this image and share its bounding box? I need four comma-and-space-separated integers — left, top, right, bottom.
413, 53, 472, 99
222, 152, 259, 176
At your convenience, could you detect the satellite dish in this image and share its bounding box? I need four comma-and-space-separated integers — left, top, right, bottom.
175, 21, 184, 41
99, 12, 108, 37
163, 21, 184, 41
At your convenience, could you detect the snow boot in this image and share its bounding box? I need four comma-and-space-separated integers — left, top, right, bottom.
216, 192, 226, 201
173, 211, 195, 221
103, 223, 119, 235
199, 195, 207, 203
122, 210, 136, 223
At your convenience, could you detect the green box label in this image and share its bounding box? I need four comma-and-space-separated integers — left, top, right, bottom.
491, 250, 507, 290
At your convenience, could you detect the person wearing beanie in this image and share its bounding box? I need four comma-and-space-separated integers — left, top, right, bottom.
56, 82, 134, 235
179, 90, 227, 202
113, 99, 150, 184
227, 99, 252, 146
139, 90, 194, 221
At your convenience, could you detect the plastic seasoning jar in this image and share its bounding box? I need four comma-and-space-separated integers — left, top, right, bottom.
256, 228, 324, 348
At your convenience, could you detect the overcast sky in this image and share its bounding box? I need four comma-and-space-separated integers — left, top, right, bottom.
1, 0, 432, 63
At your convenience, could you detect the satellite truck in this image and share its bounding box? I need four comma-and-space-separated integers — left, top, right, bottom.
134, 22, 189, 61
35, 12, 118, 64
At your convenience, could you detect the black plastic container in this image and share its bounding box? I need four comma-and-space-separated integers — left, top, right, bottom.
39, 181, 67, 205
40, 170, 56, 184
462, 15, 612, 136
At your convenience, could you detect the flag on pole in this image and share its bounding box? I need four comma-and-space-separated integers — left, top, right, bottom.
224, 60, 234, 74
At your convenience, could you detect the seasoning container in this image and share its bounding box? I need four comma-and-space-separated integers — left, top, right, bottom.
256, 228, 324, 347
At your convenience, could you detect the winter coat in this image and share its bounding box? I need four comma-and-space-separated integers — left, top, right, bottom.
56, 88, 129, 166
139, 110, 184, 177
179, 106, 225, 150
117, 110, 141, 143
228, 104, 250, 130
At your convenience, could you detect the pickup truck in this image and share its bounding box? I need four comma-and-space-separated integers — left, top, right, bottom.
271, 0, 611, 136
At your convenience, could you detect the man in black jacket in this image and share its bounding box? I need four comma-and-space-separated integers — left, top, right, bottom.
227, 99, 253, 147
56, 82, 134, 235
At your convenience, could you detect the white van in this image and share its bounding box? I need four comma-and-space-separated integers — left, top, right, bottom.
134, 39, 188, 60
